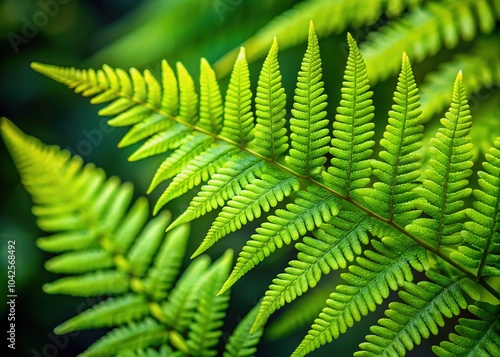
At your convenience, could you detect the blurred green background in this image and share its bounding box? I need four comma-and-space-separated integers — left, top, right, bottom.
1, 0, 498, 356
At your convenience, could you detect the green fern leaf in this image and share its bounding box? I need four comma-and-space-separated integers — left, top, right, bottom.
162, 256, 212, 332
176, 62, 198, 124
194, 168, 299, 258
252, 210, 370, 330
419, 34, 500, 123
143, 224, 190, 301
285, 21, 329, 178
117, 345, 183, 357
119, 113, 172, 148
25, 23, 500, 357
325, 33, 375, 197
433, 301, 500, 357
36, 230, 100, 253
221, 185, 340, 295
125, 212, 172, 277
214, 0, 422, 77
199, 58, 224, 133
148, 134, 214, 194
453, 137, 500, 276
2, 119, 264, 356
186, 250, 233, 357
160, 59, 179, 112
127, 124, 190, 162
249, 37, 288, 159
79, 318, 169, 357
110, 197, 150, 255
360, 52, 423, 225
292, 237, 425, 357
30, 61, 180, 162
406, 71, 473, 248
43, 270, 130, 297
219, 47, 254, 145
167, 154, 263, 227
223, 304, 263, 357
265, 283, 333, 341
355, 270, 468, 356
54, 294, 150, 334
44, 249, 114, 274
117, 60, 178, 148
362, 0, 499, 83
155, 142, 237, 208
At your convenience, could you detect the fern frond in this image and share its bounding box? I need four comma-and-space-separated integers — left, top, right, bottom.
194, 169, 299, 258
30, 60, 181, 161
467, 96, 500, 157
2, 119, 265, 356
176, 62, 198, 124
252, 210, 370, 331
419, 34, 500, 123
249, 37, 288, 160
117, 345, 182, 357
167, 154, 263, 226
433, 301, 500, 356
111, 197, 150, 254
154, 142, 237, 208
355, 270, 468, 356
27, 23, 500, 357
213, 0, 423, 77
285, 21, 329, 178
360, 52, 423, 225
265, 283, 333, 341
223, 304, 263, 357
453, 137, 500, 276
126, 212, 171, 277
54, 294, 150, 334
292, 237, 425, 357
362, 0, 499, 83
406, 72, 473, 248
127, 124, 190, 162
143, 224, 190, 301
147, 134, 214, 190
42, 270, 130, 296
36, 231, 100, 253
162, 255, 212, 332
186, 250, 233, 357
116, 345, 181, 357
80, 318, 169, 357
44, 249, 114, 274
199, 58, 223, 133
325, 33, 375, 198
221, 185, 340, 295
219, 47, 254, 146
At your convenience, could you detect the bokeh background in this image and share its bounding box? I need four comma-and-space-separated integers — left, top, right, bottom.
1, 0, 499, 356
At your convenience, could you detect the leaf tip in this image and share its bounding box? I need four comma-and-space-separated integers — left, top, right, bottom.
402, 51, 409, 62
30, 62, 46, 72
190, 247, 204, 260
237, 46, 246, 60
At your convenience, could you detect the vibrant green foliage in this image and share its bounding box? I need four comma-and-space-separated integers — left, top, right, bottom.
5, 14, 500, 356
1, 119, 263, 357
